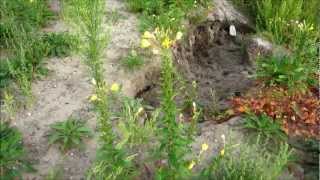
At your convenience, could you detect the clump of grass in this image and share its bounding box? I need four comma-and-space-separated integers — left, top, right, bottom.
199, 138, 293, 180
1, 90, 16, 119
44, 166, 64, 180
231, 0, 318, 94
256, 55, 316, 93
0, 0, 53, 48
0, 0, 71, 106
48, 117, 92, 151
126, 0, 211, 33
232, 0, 318, 46
243, 113, 287, 142
42, 32, 79, 57
121, 50, 144, 71
0, 122, 33, 179
117, 97, 156, 149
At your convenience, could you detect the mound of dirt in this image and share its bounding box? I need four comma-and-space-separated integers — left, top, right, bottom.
138, 20, 256, 115
174, 20, 255, 111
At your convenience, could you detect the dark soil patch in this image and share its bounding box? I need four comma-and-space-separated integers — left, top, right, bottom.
137, 20, 255, 118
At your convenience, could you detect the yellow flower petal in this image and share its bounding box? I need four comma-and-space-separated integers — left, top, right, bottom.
136, 107, 144, 116
89, 94, 98, 102
188, 160, 196, 170
140, 39, 151, 48
161, 37, 172, 49
220, 149, 225, 156
201, 143, 209, 152
110, 83, 120, 92
142, 31, 155, 39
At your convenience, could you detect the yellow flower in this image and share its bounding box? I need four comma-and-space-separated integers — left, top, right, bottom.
135, 107, 144, 116
89, 94, 98, 102
201, 143, 209, 152
188, 160, 196, 170
110, 83, 120, 92
161, 37, 172, 49
220, 149, 225, 156
142, 31, 155, 39
176, 32, 183, 40
140, 39, 151, 48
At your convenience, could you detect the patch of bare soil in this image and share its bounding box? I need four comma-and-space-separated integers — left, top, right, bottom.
138, 20, 255, 115
175, 20, 255, 111
12, 56, 95, 179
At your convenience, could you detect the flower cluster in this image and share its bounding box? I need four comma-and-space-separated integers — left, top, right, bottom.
188, 143, 209, 170
140, 29, 183, 54
89, 82, 120, 102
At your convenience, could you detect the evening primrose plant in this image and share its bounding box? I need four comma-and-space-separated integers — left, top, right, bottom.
141, 29, 197, 179
66, 0, 136, 179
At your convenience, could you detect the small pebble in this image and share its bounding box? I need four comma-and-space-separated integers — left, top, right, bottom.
229, 25, 237, 37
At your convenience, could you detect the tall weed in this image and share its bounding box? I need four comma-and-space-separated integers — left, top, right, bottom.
155, 48, 192, 179
65, 0, 137, 179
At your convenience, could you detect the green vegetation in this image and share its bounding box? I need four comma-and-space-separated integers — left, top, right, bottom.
156, 48, 192, 179
200, 140, 292, 180
43, 32, 79, 57
44, 166, 64, 180
256, 55, 315, 93
48, 118, 92, 151
0, 122, 33, 179
256, 0, 318, 45
117, 97, 156, 149
126, 0, 211, 33
121, 50, 144, 71
68, 0, 107, 84
0, 0, 52, 90
244, 113, 287, 141
65, 0, 137, 179
232, 0, 318, 93
0, 0, 78, 107
0, 0, 53, 48
1, 0, 313, 179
